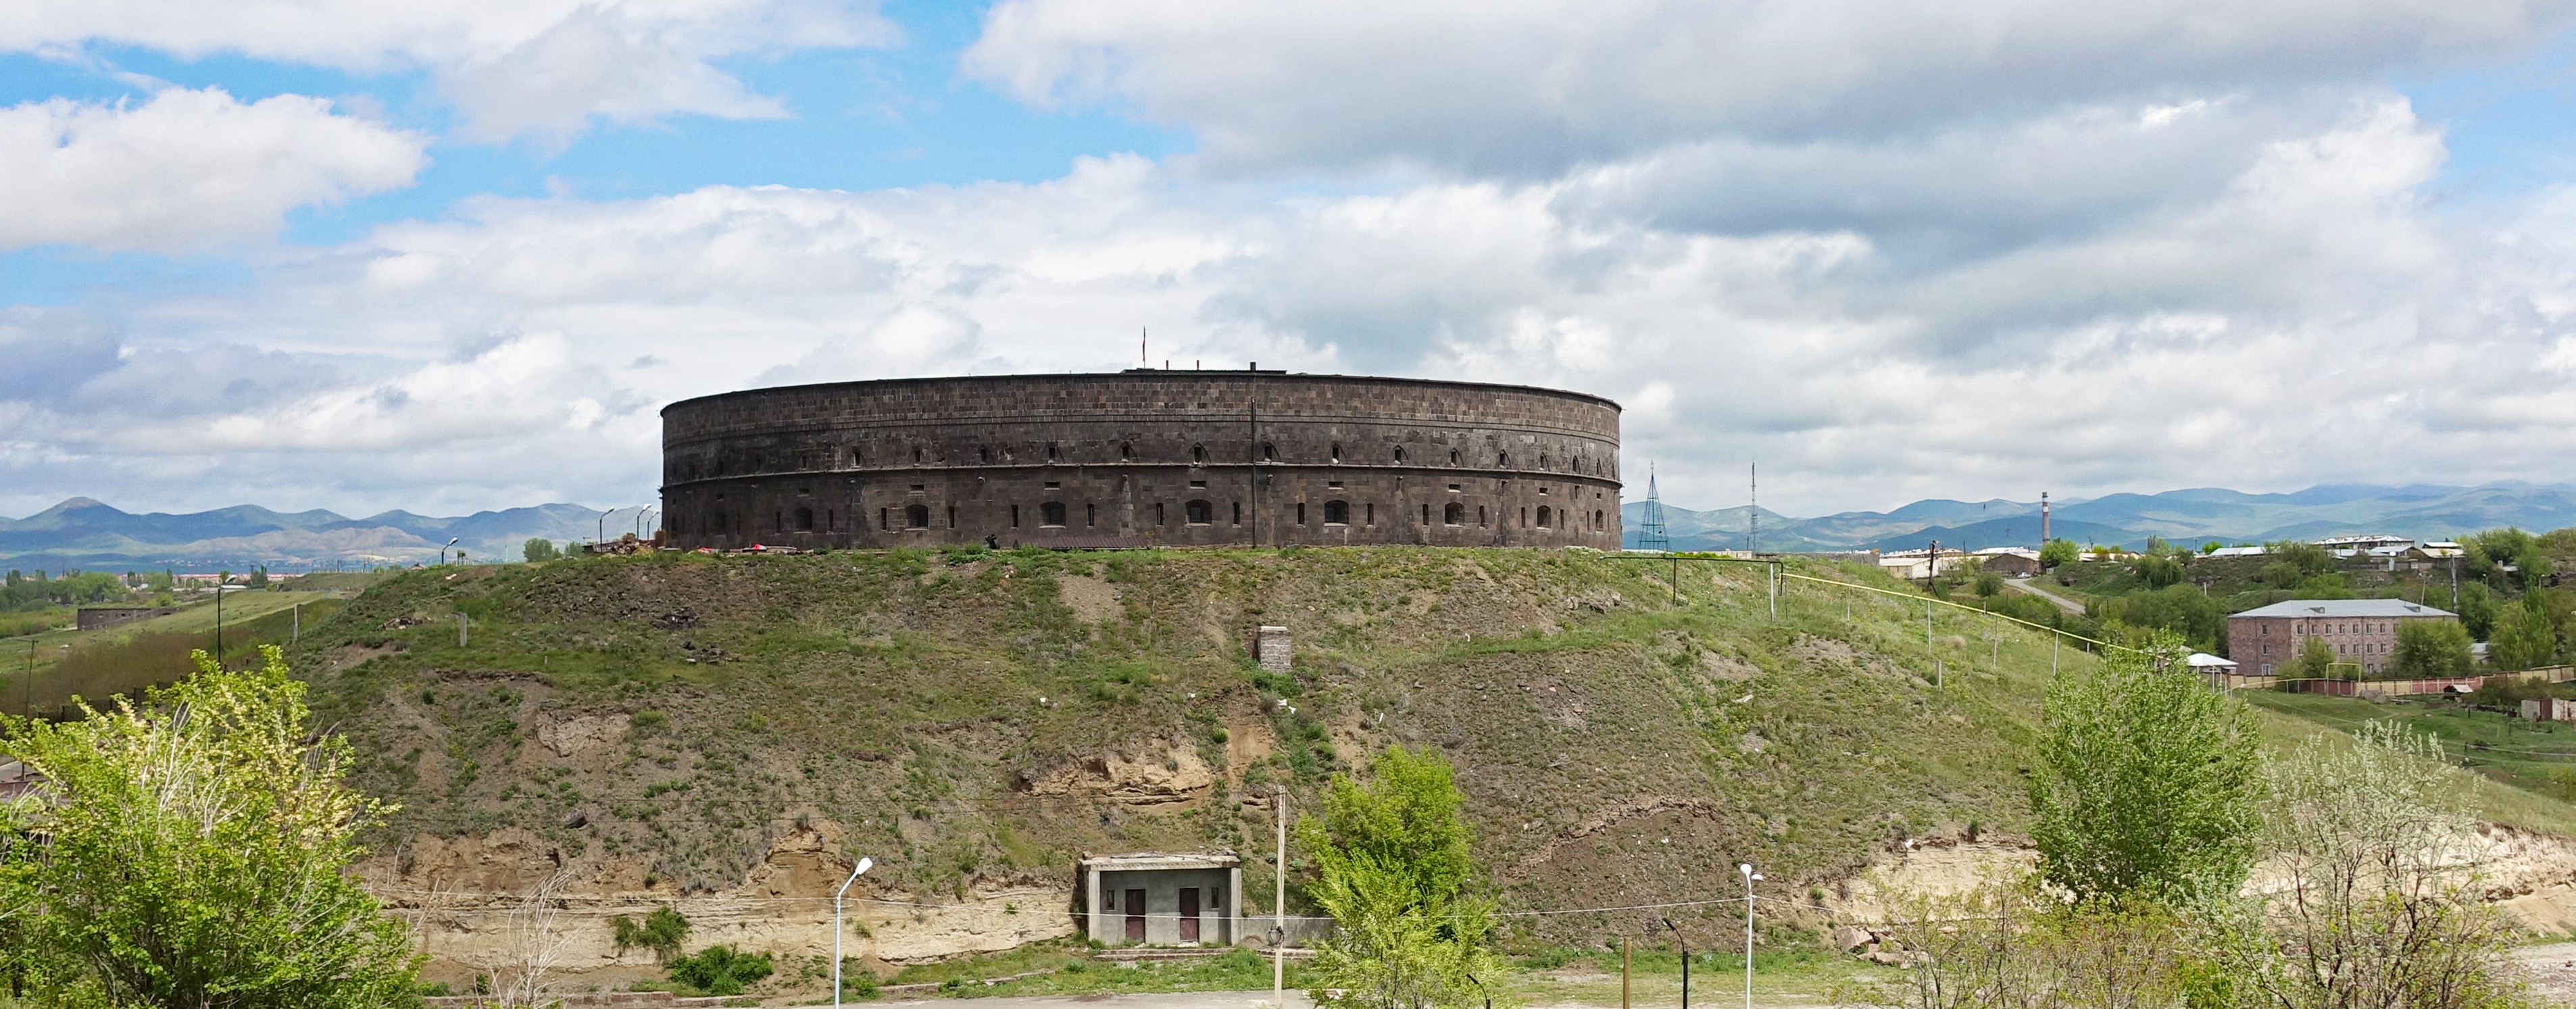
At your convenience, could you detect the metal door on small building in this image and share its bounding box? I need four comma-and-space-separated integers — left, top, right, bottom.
1179, 888, 1200, 942
1124, 889, 1146, 941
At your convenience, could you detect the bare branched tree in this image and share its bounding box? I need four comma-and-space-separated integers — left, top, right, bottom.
490, 868, 581, 1008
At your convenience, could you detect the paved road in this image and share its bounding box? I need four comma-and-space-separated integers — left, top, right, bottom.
878, 989, 1835, 1009
2002, 576, 2085, 615
2512, 941, 2576, 1004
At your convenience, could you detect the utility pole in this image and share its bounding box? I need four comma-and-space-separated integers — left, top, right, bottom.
1274, 783, 1288, 1006
214, 579, 224, 665
1925, 539, 1939, 590
457, 613, 468, 648
1621, 937, 1631, 1009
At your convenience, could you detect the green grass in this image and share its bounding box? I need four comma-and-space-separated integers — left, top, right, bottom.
2244, 691, 2576, 834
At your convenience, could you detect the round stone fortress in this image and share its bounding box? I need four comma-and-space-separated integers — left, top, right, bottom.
660, 370, 1622, 550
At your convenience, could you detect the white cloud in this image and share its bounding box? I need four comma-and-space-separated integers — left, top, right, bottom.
0, 87, 426, 251
0, 0, 897, 141
965, 0, 2570, 176
11, 95, 2576, 520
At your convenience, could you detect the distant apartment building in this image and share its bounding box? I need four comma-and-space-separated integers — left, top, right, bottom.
2225, 599, 2459, 676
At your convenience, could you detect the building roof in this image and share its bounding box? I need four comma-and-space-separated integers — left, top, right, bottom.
1078, 852, 1241, 872
2185, 652, 2239, 669
2229, 599, 2457, 619
2206, 546, 2265, 557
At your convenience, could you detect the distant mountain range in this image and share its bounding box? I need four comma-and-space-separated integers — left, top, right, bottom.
7, 481, 2572, 570
0, 498, 633, 571
1623, 483, 2576, 552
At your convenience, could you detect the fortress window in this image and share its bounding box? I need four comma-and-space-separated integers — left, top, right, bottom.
1450, 449, 1460, 465
1539, 455, 1550, 470
1262, 443, 1277, 462
1448, 484, 1461, 492
1422, 503, 1431, 524
1157, 503, 1166, 524
880, 508, 889, 531
1190, 480, 1207, 489
828, 509, 836, 531
1366, 503, 1374, 525
1087, 503, 1096, 526
1187, 500, 1213, 524
1121, 443, 1133, 461
1045, 481, 1060, 489
1328, 481, 1343, 489
1520, 507, 1528, 526
1297, 503, 1308, 524
1041, 501, 1067, 526
794, 507, 815, 531
1324, 500, 1349, 525
905, 504, 930, 528
774, 510, 783, 529
1499, 451, 1510, 468
1479, 506, 1487, 526
1537, 506, 1552, 528
1233, 501, 1243, 524
913, 447, 923, 464
1393, 445, 1406, 463
1047, 443, 1060, 461
1330, 443, 1342, 463
1012, 505, 1021, 527
1594, 510, 1603, 528
1192, 444, 1207, 465
979, 446, 991, 462
947, 506, 957, 527
1443, 503, 1464, 526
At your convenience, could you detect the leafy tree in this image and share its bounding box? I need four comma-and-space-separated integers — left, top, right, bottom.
2456, 583, 2499, 640
0, 645, 420, 1006
247, 566, 269, 589
2282, 635, 2339, 680
2490, 600, 2558, 671
2264, 541, 2335, 578
2096, 585, 2222, 652
1299, 746, 1503, 1009
2201, 541, 2223, 554
2291, 573, 2354, 599
2029, 633, 2265, 907
1974, 572, 2004, 598
2039, 539, 2079, 568
522, 538, 562, 563
665, 944, 772, 996
2390, 620, 2475, 677
2260, 561, 2304, 590
2135, 554, 2185, 589
612, 906, 691, 962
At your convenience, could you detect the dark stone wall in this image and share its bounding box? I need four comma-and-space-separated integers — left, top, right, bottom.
659, 372, 1623, 550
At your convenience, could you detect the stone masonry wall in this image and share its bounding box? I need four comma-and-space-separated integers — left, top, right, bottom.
660, 371, 1623, 551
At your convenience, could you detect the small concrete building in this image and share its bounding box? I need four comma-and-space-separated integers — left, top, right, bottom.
2523, 697, 2576, 722
1081, 852, 1243, 947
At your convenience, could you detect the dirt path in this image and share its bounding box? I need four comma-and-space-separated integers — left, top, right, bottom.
2002, 577, 2085, 615
872, 992, 1835, 1009
2514, 942, 2576, 1004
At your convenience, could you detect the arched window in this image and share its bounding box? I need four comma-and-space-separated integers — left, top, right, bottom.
1443, 502, 1464, 526
1120, 442, 1133, 461
1297, 502, 1307, 524
1499, 451, 1510, 468
912, 447, 924, 464
1330, 443, 1342, 463
1047, 443, 1060, 461
979, 446, 991, 462
1324, 500, 1350, 525
1262, 443, 1277, 462
904, 504, 930, 528
793, 507, 815, 531
1479, 506, 1487, 526
1449, 449, 1461, 465
1041, 501, 1067, 526
1539, 454, 1550, 470
1393, 445, 1406, 463
1537, 506, 1552, 528
1192, 444, 1207, 465
1187, 499, 1213, 524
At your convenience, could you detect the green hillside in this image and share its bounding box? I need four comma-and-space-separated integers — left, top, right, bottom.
275, 546, 2572, 949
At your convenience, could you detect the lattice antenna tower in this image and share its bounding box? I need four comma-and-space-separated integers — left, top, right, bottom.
1635, 462, 1670, 551
1748, 460, 1758, 553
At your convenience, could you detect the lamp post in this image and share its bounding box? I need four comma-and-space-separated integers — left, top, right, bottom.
445, 537, 460, 565
1739, 863, 1762, 1009
833, 855, 874, 1008
1663, 917, 1688, 1009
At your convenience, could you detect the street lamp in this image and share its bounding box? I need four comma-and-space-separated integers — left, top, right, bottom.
1663, 917, 1689, 1009
1739, 863, 1762, 1009
833, 856, 874, 1008
445, 537, 459, 565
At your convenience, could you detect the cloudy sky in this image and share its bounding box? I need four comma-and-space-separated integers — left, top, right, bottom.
7, 0, 2576, 519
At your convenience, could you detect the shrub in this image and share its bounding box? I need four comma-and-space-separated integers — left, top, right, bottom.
612, 906, 690, 962
666, 944, 773, 996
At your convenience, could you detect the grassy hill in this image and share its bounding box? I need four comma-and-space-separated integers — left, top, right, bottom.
268, 545, 2576, 964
